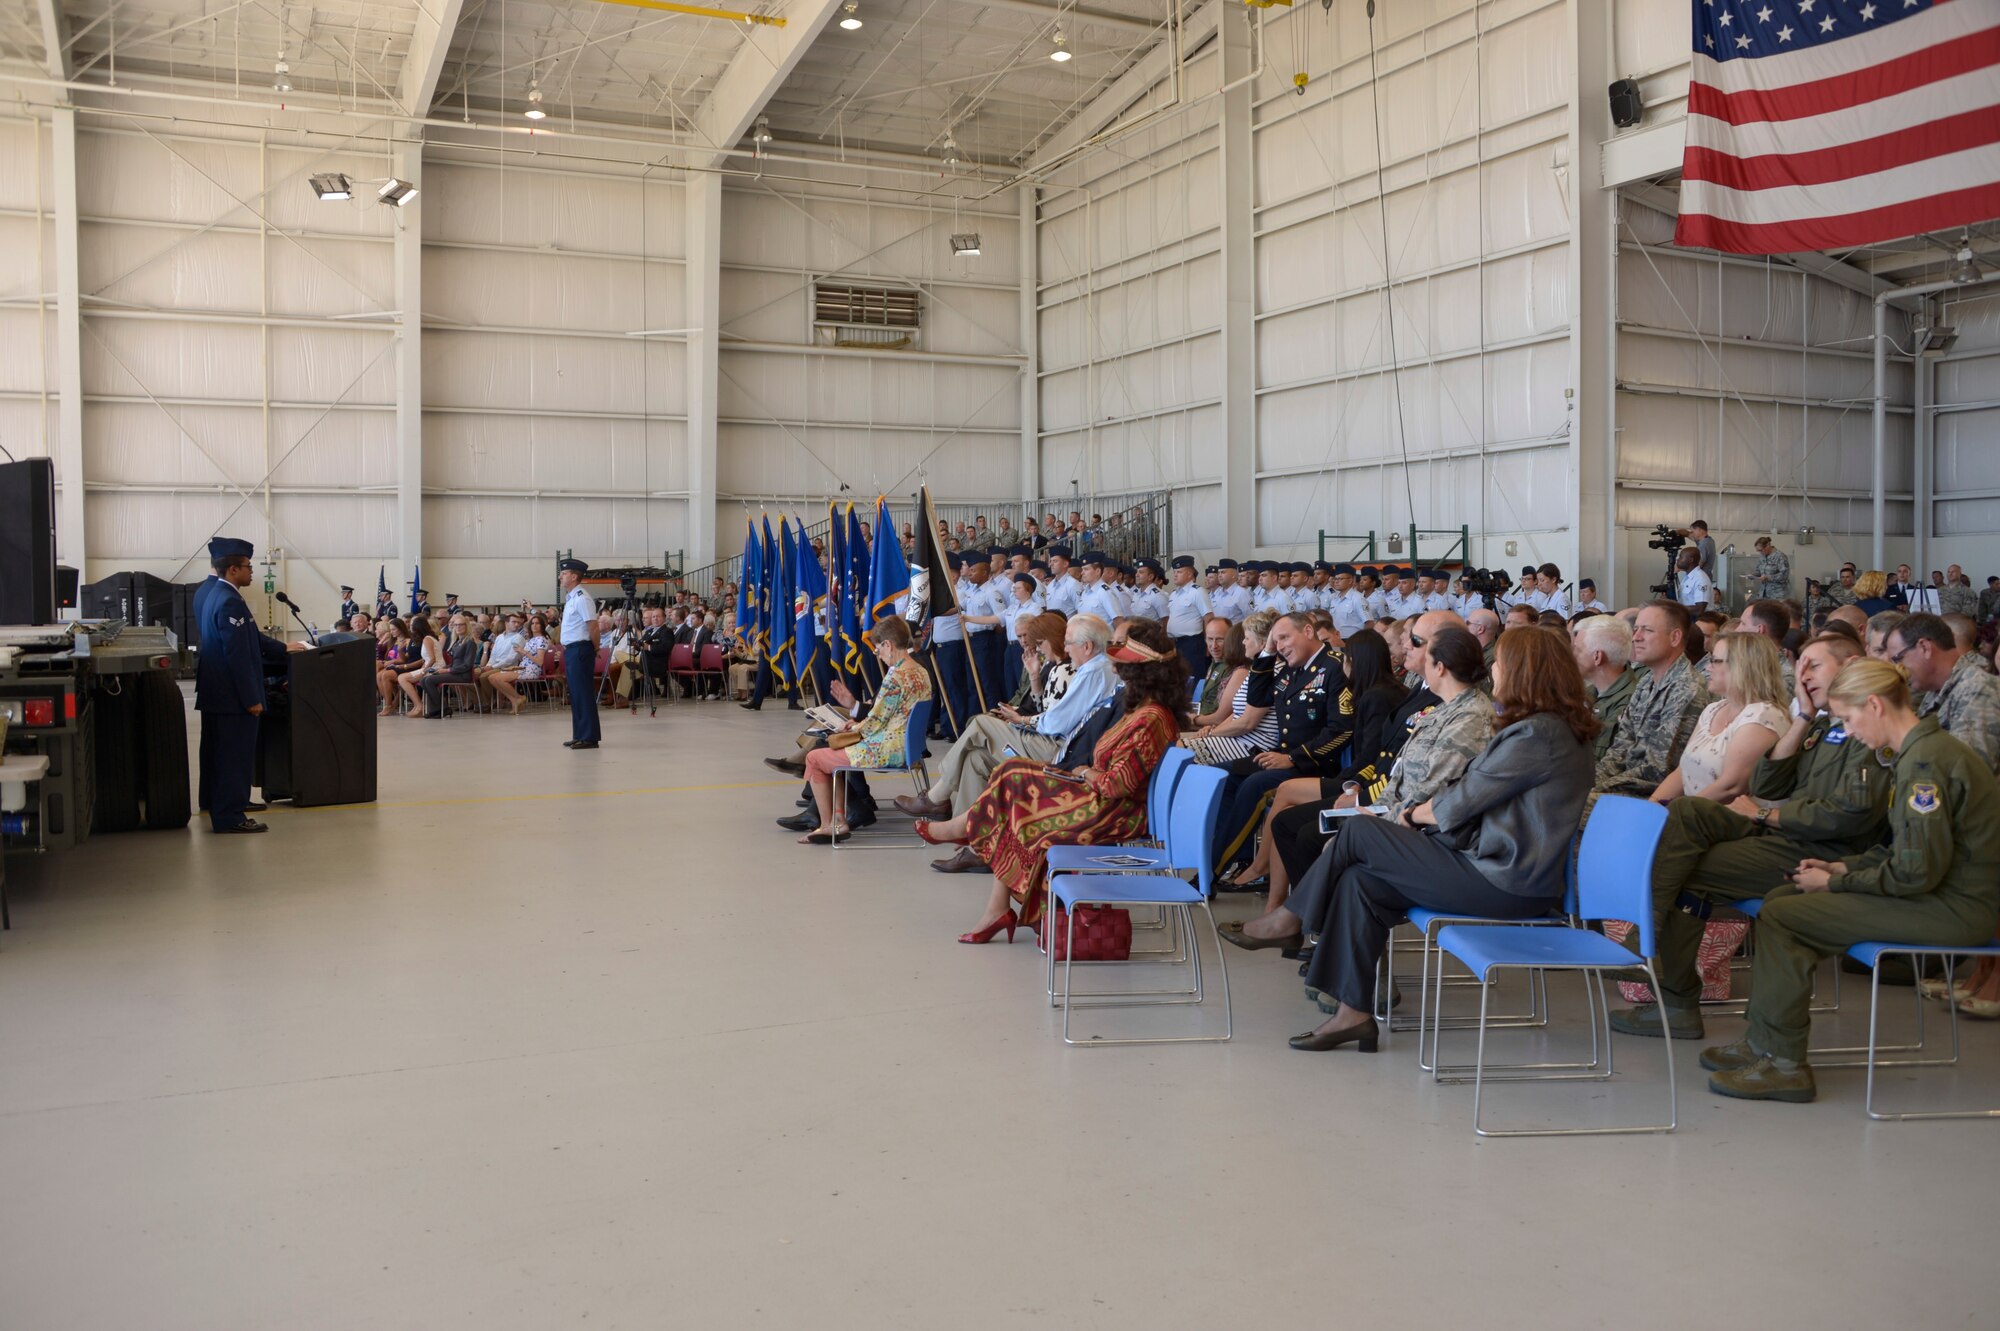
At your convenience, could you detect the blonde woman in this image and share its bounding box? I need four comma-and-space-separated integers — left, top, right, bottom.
1853, 569, 1897, 616
1650, 631, 1790, 805
1705, 658, 2000, 1101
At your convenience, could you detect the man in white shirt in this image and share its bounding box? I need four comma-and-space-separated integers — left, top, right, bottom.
1210, 559, 1252, 623
1128, 558, 1169, 622
1252, 563, 1292, 615
1421, 569, 1452, 613
1043, 545, 1082, 617
1392, 568, 1424, 619
959, 557, 1007, 711
1165, 554, 1211, 674
1676, 548, 1714, 611
1077, 552, 1123, 624
1327, 563, 1369, 637
558, 559, 601, 748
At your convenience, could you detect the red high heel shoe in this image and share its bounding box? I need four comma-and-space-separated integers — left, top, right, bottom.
958, 909, 1019, 945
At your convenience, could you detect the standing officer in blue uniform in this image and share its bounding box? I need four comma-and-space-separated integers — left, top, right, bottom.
197, 537, 301, 833
558, 558, 602, 749
338, 584, 362, 623
929, 552, 974, 738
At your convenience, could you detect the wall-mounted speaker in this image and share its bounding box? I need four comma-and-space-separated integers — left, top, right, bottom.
1609, 78, 1644, 129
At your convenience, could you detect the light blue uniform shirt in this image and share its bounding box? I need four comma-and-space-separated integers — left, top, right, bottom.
1032, 651, 1117, 738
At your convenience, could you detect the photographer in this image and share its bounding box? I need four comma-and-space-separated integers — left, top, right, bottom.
1672, 520, 1717, 579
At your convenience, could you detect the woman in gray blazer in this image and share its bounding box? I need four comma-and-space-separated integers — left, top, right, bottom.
1288, 626, 1601, 1052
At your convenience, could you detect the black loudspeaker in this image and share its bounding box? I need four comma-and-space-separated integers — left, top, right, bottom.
0, 458, 58, 625
55, 564, 79, 610
81, 570, 181, 627
82, 573, 134, 623
1609, 78, 1644, 129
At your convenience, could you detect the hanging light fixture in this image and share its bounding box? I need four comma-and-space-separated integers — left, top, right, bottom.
1049, 26, 1072, 61
753, 115, 774, 145
839, 2, 862, 29
524, 79, 547, 120
940, 131, 963, 171
377, 178, 419, 207
950, 234, 982, 257
274, 47, 292, 93
1952, 231, 1980, 285
308, 173, 353, 201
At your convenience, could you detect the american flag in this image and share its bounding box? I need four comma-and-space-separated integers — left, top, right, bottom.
1674, 0, 2000, 255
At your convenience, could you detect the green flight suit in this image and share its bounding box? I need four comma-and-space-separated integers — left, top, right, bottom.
1590, 667, 1639, 763
1747, 719, 2000, 1062
1646, 710, 1891, 1010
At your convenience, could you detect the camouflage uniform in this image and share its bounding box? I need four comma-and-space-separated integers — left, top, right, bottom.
1375, 688, 1496, 815
1595, 655, 1708, 795
1589, 667, 1640, 762
1939, 582, 1980, 619
1749, 549, 1791, 601
1747, 719, 2000, 1063
1641, 710, 1892, 1011
1978, 585, 2000, 626
1822, 583, 1859, 608
1918, 651, 2000, 773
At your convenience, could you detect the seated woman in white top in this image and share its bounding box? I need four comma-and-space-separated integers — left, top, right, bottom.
1651, 631, 1792, 804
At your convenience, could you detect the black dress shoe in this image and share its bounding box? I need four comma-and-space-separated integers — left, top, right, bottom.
570, 740, 599, 749
740, 702, 762, 711
847, 809, 877, 830
766, 756, 808, 777
244, 801, 268, 812
776, 811, 819, 832
1218, 924, 1304, 952
214, 818, 268, 834
1288, 1018, 1379, 1052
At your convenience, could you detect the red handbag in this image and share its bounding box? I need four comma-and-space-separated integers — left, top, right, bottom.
1040, 905, 1133, 961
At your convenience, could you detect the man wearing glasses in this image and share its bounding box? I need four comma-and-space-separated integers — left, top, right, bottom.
1887, 613, 2000, 772
196, 536, 307, 833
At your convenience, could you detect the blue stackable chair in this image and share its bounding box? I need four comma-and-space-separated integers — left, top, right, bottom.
1802, 935, 2000, 1121
1430, 794, 1676, 1137
1044, 765, 1232, 1046
831, 699, 933, 850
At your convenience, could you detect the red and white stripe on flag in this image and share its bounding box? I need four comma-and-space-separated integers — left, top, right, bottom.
1675, 0, 2000, 255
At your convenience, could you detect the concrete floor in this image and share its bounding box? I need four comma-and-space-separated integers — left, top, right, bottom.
1, 697, 1995, 1329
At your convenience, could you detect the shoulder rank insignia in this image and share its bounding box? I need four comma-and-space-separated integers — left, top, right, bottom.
1908, 781, 1940, 814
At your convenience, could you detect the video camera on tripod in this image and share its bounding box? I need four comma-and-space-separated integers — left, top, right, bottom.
1645, 524, 1686, 596
1459, 567, 1511, 604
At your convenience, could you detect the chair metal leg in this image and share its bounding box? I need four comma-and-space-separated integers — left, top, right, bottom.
1054, 894, 1232, 1045
1850, 951, 2000, 1121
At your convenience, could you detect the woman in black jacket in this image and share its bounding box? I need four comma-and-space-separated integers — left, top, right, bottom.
1287, 626, 1601, 1052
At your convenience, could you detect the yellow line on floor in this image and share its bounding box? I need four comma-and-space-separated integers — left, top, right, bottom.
292, 779, 796, 811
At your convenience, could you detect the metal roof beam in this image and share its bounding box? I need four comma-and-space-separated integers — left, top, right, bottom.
1025, 0, 1214, 169
400, 0, 468, 116
688, 0, 846, 169
36, 0, 71, 78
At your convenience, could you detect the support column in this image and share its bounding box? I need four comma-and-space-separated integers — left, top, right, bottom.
393, 143, 423, 591
51, 108, 85, 572
1019, 184, 1041, 505
1217, 5, 1256, 556
1914, 306, 1933, 577
1570, 0, 1617, 600
685, 172, 722, 566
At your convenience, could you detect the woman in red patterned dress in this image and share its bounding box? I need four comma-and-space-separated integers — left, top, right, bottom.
918, 618, 1188, 944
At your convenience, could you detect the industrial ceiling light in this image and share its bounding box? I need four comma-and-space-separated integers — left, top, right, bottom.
940, 132, 963, 171
1049, 26, 1072, 61
839, 2, 862, 28
1952, 231, 1980, 285
309, 173, 353, 201
752, 115, 774, 145
950, 233, 981, 257
377, 178, 419, 207
274, 47, 292, 93
524, 80, 547, 120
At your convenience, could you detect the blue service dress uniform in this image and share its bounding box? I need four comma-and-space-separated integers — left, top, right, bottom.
196, 579, 279, 830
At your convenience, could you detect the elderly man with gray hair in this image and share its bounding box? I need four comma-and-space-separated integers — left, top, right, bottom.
1572, 613, 1637, 761
895, 614, 1117, 820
